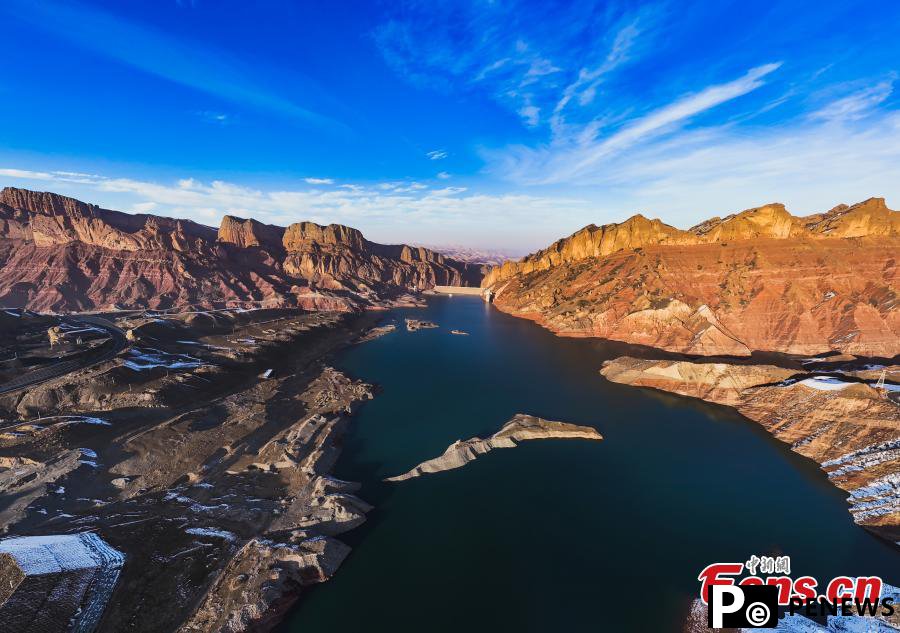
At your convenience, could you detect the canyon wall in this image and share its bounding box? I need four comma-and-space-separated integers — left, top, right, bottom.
0, 187, 482, 312
483, 199, 899, 357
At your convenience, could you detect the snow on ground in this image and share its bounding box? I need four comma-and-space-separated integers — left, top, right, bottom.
176, 340, 229, 350
164, 490, 229, 514
848, 473, 900, 521
797, 376, 854, 390
57, 416, 112, 426
123, 347, 206, 371
787, 375, 900, 393
57, 325, 106, 335
185, 527, 237, 541
823, 440, 900, 477
0, 532, 123, 575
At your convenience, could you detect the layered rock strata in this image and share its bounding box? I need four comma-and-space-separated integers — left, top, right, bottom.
0, 187, 481, 312
483, 199, 899, 357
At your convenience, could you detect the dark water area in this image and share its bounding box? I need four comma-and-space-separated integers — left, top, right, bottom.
279, 296, 900, 632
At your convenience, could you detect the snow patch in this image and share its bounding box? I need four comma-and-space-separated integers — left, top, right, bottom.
185, 527, 237, 541
123, 347, 206, 371
56, 416, 112, 427
797, 376, 854, 391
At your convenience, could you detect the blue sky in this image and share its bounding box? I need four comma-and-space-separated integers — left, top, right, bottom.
1, 0, 899, 250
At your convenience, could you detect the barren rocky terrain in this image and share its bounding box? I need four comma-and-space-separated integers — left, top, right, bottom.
0, 187, 481, 313
0, 307, 383, 632
2, 190, 898, 630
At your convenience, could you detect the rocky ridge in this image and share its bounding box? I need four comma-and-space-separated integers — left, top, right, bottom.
482, 198, 899, 357
601, 357, 900, 543
0, 187, 481, 312
384, 414, 603, 481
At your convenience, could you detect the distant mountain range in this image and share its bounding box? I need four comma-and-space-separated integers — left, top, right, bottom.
0, 187, 482, 312
482, 198, 900, 357
416, 244, 523, 266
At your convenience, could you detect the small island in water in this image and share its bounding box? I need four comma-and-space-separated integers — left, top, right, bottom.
384, 414, 603, 482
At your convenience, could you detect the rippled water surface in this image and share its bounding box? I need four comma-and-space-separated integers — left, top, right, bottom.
279, 295, 899, 632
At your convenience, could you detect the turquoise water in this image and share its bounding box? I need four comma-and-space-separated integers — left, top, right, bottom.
279, 296, 900, 632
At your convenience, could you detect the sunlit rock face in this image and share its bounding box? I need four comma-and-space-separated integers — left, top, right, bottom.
0, 187, 482, 312
482, 199, 900, 357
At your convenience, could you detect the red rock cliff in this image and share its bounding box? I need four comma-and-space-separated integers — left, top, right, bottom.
0, 187, 481, 312
483, 199, 899, 357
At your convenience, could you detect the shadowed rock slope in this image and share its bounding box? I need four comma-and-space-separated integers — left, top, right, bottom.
483, 199, 899, 357
0, 187, 481, 312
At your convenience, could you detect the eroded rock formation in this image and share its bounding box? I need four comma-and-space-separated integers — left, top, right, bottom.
482, 198, 899, 357
0, 308, 381, 632
0, 187, 481, 312
601, 357, 900, 543
385, 413, 603, 481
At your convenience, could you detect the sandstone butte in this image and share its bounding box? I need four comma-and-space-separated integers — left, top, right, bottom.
601, 357, 900, 544
482, 199, 900, 357
0, 187, 482, 313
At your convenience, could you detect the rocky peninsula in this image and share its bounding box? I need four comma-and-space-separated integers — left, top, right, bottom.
385, 414, 602, 482
601, 357, 900, 544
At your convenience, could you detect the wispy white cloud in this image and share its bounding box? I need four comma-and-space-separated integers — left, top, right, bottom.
0, 167, 588, 249
132, 201, 158, 213
550, 18, 644, 135
0, 168, 54, 180
486, 63, 782, 185
2, 0, 342, 128
426, 150, 448, 160
810, 80, 893, 122
437, 171, 451, 179
304, 177, 334, 185
196, 110, 231, 124
598, 108, 900, 223
518, 105, 540, 127
375, 1, 659, 128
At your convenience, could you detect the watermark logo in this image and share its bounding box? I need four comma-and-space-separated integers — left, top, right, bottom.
698, 556, 895, 628
709, 584, 778, 628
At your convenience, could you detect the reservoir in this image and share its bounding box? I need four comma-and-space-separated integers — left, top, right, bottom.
279, 295, 900, 632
